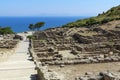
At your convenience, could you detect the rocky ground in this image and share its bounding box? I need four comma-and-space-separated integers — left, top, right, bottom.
48, 62, 120, 80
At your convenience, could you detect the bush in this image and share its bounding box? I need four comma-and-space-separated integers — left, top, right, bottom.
0, 27, 14, 35
101, 18, 113, 24
86, 18, 98, 26
27, 35, 33, 39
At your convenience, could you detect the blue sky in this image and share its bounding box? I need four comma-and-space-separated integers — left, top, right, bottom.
0, 0, 119, 17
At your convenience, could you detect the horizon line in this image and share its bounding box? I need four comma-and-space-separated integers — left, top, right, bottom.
0, 15, 94, 17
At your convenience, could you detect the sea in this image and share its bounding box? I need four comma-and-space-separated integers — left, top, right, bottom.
0, 16, 89, 33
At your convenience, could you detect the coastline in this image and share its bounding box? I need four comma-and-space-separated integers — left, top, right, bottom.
0, 16, 88, 32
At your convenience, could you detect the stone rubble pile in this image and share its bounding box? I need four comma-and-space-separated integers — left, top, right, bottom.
75, 71, 120, 80
0, 40, 19, 62
0, 40, 18, 48
39, 53, 120, 65
36, 62, 64, 80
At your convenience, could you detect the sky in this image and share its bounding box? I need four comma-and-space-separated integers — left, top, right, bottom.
0, 0, 120, 17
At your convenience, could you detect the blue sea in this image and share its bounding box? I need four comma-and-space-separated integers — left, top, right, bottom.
0, 16, 88, 33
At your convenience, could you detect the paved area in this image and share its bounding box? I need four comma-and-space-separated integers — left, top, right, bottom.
0, 41, 37, 80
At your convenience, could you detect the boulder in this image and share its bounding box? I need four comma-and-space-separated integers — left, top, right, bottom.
103, 72, 115, 80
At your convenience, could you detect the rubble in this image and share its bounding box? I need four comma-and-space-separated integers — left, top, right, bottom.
77, 71, 120, 80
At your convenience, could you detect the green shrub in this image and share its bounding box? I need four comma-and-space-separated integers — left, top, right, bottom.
27, 35, 33, 39
101, 18, 114, 24
86, 18, 98, 26
0, 27, 14, 35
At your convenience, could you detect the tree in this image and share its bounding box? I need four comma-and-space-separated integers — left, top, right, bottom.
28, 24, 35, 31
35, 22, 45, 31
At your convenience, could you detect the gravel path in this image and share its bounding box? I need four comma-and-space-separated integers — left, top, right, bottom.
0, 41, 37, 80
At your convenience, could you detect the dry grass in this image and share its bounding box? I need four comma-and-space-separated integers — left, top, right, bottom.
100, 20, 120, 30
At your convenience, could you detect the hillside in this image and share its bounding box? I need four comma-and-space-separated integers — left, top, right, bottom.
63, 5, 120, 28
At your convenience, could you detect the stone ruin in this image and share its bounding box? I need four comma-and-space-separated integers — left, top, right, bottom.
35, 62, 64, 80
32, 27, 120, 66
30, 24, 120, 80
0, 34, 15, 40
0, 40, 18, 48
0, 39, 19, 62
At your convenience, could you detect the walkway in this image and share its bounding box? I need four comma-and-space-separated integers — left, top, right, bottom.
0, 41, 37, 80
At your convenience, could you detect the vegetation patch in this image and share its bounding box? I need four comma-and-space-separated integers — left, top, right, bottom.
0, 27, 14, 35
63, 5, 120, 28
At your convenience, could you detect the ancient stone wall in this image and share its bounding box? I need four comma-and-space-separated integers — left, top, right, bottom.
0, 40, 19, 62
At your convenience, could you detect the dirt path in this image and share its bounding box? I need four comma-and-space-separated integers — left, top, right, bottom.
0, 41, 37, 80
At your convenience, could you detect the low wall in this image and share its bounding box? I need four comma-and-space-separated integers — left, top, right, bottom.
29, 40, 63, 80
36, 62, 63, 80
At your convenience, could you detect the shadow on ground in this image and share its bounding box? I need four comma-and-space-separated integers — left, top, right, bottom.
30, 74, 38, 80
27, 58, 33, 61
